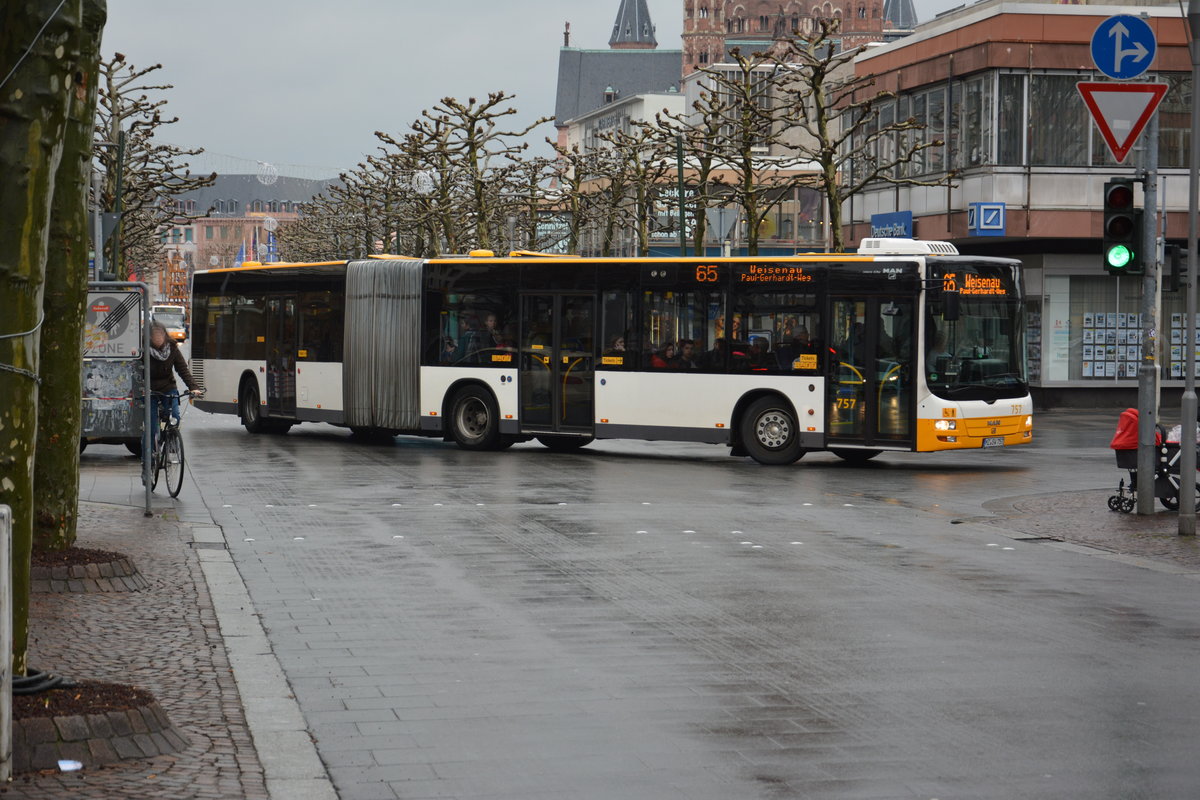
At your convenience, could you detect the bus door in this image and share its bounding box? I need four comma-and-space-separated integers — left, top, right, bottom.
264, 296, 297, 418
519, 294, 595, 433
827, 297, 915, 448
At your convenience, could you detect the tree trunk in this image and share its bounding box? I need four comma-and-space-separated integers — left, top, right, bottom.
0, 0, 84, 675
33, 0, 106, 552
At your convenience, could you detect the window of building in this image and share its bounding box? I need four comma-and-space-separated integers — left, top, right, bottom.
699, 5, 708, 17
1029, 74, 1089, 167
957, 74, 993, 169
185, 228, 194, 243
205, 225, 214, 240
997, 72, 1025, 166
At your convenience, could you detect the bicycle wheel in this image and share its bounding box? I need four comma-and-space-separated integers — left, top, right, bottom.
163, 429, 186, 498
150, 435, 163, 491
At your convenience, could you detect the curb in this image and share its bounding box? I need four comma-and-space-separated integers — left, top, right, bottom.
190, 522, 337, 800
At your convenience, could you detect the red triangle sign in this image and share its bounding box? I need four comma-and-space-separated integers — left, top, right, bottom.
1077, 81, 1168, 163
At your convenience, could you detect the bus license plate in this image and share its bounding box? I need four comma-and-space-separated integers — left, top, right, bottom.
983, 436, 1005, 447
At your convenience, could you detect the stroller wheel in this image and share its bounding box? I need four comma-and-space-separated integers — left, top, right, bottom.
1121, 497, 1136, 513
1108, 495, 1124, 512
1161, 494, 1180, 511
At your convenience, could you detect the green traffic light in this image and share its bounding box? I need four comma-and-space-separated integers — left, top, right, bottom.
1106, 244, 1133, 269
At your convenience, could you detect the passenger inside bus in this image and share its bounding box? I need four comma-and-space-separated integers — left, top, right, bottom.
675, 339, 699, 369
651, 342, 676, 368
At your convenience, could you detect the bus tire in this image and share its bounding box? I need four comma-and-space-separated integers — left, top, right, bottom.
742, 396, 804, 465
536, 435, 593, 452
124, 439, 142, 457
448, 386, 502, 451
266, 420, 293, 435
831, 448, 881, 465
239, 380, 266, 434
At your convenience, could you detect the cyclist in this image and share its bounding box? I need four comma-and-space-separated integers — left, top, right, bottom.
148, 321, 202, 453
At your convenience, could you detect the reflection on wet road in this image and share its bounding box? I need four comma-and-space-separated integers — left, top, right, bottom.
177, 409, 1200, 799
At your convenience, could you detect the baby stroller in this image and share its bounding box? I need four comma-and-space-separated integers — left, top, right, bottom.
1108, 408, 1198, 512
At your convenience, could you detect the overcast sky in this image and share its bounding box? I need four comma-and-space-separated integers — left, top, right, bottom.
103, 0, 963, 178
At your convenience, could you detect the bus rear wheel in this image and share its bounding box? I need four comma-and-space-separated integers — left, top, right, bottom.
536, 435, 593, 452
240, 380, 266, 434
449, 386, 502, 451
742, 396, 804, 465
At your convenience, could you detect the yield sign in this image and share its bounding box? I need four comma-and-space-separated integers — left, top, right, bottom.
1077, 81, 1168, 163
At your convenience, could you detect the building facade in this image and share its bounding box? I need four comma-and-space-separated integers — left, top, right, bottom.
847, 1, 1190, 403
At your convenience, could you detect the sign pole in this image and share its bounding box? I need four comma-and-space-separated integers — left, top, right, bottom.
1180, 0, 1200, 533
1137, 113, 1160, 515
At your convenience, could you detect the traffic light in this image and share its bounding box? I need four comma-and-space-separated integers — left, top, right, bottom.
1102, 178, 1143, 275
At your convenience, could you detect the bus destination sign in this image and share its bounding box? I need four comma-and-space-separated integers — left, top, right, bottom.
942, 272, 1009, 297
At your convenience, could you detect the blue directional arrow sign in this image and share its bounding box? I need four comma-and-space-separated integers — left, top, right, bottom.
1091, 15, 1156, 81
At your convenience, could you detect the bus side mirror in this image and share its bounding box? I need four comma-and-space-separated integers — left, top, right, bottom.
943, 290, 960, 322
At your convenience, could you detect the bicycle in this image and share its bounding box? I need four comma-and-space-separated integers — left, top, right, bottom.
149, 390, 201, 498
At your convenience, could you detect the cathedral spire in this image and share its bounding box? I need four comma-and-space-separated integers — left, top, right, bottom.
609, 0, 657, 50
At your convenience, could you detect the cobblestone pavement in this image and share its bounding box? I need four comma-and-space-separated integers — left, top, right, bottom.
984, 488, 1200, 572
7, 502, 269, 800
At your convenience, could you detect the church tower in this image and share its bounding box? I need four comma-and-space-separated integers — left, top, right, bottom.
682, 0, 726, 75
610, 0, 658, 49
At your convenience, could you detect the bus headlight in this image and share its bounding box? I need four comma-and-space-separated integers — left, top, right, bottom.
934, 419, 957, 431
1025, 416, 1033, 427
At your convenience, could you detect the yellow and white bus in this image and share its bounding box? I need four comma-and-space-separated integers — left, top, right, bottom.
189, 239, 1031, 465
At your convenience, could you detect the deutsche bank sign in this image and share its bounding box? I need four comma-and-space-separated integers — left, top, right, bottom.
870, 210, 913, 238
968, 202, 1006, 237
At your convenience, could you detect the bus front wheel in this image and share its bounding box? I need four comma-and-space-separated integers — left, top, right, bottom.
449, 386, 502, 451
742, 397, 804, 466
240, 381, 266, 434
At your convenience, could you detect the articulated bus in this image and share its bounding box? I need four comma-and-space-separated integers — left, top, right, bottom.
189, 239, 1031, 465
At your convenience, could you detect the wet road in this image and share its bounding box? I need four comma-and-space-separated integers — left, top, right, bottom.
175, 410, 1199, 799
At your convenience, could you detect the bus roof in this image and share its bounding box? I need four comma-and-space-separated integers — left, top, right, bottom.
194, 244, 1014, 277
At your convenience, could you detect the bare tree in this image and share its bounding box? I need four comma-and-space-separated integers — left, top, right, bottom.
601, 127, 675, 256
408, 93, 550, 252
35, 0, 107, 555
685, 48, 808, 255
779, 18, 949, 252
1, 0, 106, 676
652, 85, 730, 255
544, 142, 588, 255
94, 54, 215, 279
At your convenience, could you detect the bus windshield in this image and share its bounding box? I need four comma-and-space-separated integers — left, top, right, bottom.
926, 261, 1026, 401
154, 309, 185, 327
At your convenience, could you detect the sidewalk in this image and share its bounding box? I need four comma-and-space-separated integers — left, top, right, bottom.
11, 500, 269, 799
984, 488, 1200, 574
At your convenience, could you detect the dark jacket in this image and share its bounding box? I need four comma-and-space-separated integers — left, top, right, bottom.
150, 344, 199, 393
